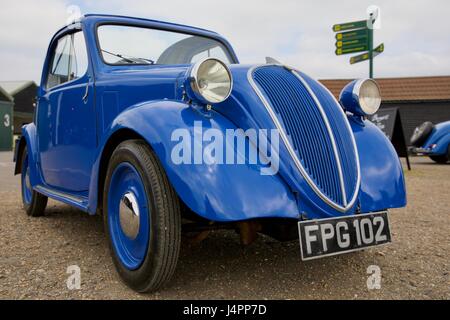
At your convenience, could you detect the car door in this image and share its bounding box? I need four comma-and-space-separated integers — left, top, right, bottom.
37, 29, 96, 193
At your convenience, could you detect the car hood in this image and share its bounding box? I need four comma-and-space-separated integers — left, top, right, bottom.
109, 63, 361, 216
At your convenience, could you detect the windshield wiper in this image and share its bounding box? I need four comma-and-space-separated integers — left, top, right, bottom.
132, 57, 155, 64
101, 49, 135, 63
101, 49, 155, 65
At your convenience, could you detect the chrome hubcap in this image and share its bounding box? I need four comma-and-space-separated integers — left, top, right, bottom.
119, 192, 140, 239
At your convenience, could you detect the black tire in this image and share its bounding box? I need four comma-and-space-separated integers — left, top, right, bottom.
21, 147, 48, 217
410, 121, 434, 147
103, 140, 181, 292
429, 155, 448, 164
429, 144, 449, 164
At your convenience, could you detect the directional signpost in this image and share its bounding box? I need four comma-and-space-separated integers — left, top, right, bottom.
333, 16, 383, 78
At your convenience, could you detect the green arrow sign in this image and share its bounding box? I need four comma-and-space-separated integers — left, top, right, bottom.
332, 20, 367, 32
336, 37, 368, 48
335, 28, 368, 41
335, 44, 369, 56
349, 52, 370, 64
374, 43, 384, 53
349, 43, 384, 64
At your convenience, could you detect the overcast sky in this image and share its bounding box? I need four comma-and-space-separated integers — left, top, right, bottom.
1, 0, 449, 83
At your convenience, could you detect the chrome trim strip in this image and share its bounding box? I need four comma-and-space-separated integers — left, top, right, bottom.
35, 185, 85, 204
247, 64, 360, 212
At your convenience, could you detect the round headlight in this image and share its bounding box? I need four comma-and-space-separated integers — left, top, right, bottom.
188, 58, 233, 105
339, 78, 381, 117
358, 79, 381, 115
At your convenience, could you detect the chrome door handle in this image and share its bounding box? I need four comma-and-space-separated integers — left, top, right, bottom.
82, 84, 89, 103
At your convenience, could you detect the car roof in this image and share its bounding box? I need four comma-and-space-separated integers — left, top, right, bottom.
50, 14, 239, 64
82, 14, 218, 35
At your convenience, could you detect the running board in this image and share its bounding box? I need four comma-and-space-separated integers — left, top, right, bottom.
34, 185, 89, 212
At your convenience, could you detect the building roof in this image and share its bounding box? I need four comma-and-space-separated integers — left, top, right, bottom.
0, 86, 14, 102
0, 81, 36, 96
0, 76, 448, 103
320, 76, 450, 103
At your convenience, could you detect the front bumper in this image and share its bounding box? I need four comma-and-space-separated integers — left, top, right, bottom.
409, 146, 438, 155
410, 147, 432, 155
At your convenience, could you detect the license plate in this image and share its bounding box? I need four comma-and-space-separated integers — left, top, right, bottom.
298, 211, 391, 261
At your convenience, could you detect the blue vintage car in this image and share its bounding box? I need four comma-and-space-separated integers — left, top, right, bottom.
410, 121, 450, 163
14, 14, 406, 292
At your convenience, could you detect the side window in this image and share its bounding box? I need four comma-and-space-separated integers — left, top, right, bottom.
47, 35, 71, 89
46, 31, 88, 89
70, 32, 88, 80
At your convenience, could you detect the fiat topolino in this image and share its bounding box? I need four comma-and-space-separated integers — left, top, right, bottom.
410, 120, 450, 163
14, 14, 406, 292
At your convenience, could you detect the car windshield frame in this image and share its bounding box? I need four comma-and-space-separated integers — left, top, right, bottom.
95, 22, 238, 67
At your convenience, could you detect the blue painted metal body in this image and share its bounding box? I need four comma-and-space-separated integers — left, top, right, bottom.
421, 121, 450, 155
18, 14, 406, 222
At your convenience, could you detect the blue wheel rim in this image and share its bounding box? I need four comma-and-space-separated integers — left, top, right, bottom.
21, 154, 32, 205
108, 162, 150, 270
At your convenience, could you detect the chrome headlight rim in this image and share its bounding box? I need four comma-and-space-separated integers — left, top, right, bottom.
189, 57, 233, 105
352, 78, 381, 116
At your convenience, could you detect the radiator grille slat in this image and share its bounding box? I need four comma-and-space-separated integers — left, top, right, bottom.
252, 66, 359, 208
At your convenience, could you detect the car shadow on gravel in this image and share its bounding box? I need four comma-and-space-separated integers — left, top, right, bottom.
38, 201, 369, 299
167, 230, 369, 298
417, 162, 449, 166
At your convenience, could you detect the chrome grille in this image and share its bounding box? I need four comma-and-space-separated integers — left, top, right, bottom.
250, 65, 359, 210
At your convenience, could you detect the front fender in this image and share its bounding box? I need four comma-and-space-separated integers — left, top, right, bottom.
431, 133, 450, 155
424, 123, 450, 155
91, 100, 299, 221
351, 118, 407, 212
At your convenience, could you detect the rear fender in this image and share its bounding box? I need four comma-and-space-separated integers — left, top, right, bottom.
14, 124, 42, 187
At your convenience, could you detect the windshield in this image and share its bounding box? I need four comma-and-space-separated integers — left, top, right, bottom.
97, 25, 233, 65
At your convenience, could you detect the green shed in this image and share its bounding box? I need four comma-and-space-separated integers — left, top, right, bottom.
0, 81, 36, 135
0, 86, 14, 151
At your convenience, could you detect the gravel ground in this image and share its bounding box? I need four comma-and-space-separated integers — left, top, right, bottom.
0, 151, 448, 300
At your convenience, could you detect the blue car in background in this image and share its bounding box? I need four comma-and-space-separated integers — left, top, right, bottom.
14, 14, 406, 292
410, 121, 450, 163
